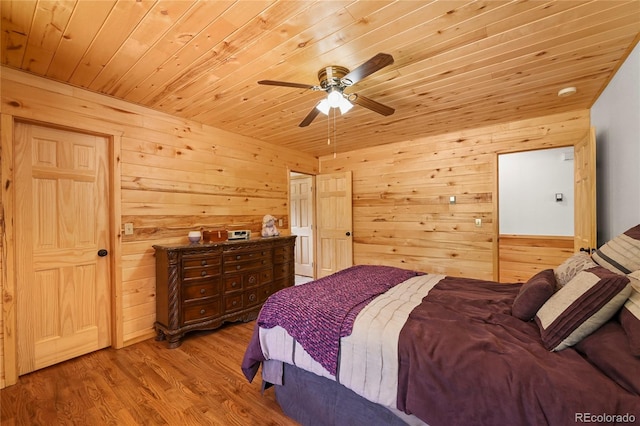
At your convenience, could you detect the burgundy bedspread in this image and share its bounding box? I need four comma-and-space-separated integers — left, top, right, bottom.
257, 265, 421, 375
397, 277, 640, 426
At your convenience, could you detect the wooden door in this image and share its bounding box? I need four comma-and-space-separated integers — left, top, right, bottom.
290, 174, 314, 277
15, 122, 111, 375
574, 127, 597, 252
316, 171, 353, 278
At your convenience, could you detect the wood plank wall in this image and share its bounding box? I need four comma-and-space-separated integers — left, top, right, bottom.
0, 67, 318, 387
0, 66, 591, 388
498, 235, 574, 283
319, 109, 590, 280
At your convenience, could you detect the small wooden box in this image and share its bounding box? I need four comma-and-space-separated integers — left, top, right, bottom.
202, 229, 227, 242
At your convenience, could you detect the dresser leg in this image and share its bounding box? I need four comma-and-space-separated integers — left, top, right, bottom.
166, 336, 182, 349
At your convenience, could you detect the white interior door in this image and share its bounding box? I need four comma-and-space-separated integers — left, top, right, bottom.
290, 173, 314, 277
15, 122, 111, 374
316, 171, 353, 278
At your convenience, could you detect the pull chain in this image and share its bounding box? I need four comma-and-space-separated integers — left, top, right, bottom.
333, 107, 337, 158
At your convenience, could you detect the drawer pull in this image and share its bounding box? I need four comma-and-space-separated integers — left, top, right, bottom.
200, 288, 206, 294
248, 276, 256, 284
200, 309, 206, 315
249, 294, 256, 302
232, 281, 238, 287
201, 271, 207, 277
236, 265, 241, 270
232, 300, 237, 306
236, 255, 241, 260
201, 260, 207, 266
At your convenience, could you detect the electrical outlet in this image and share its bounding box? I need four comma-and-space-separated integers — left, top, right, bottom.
475, 218, 482, 227
278, 218, 283, 227
124, 223, 134, 235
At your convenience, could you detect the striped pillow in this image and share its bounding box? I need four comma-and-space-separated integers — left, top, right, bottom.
619, 272, 640, 356
592, 224, 640, 275
553, 252, 597, 289
535, 266, 631, 351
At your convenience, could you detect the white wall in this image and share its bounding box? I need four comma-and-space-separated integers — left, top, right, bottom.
591, 42, 640, 244
499, 147, 574, 236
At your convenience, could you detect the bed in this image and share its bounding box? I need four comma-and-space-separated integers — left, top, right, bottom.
242, 225, 640, 426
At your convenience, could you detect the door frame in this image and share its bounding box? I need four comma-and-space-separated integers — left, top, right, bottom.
493, 133, 596, 282
289, 171, 316, 278
1, 115, 123, 387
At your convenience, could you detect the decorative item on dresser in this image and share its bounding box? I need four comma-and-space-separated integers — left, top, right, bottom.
153, 235, 296, 348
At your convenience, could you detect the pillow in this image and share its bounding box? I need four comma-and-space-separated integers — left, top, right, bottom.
574, 320, 640, 395
553, 252, 597, 289
619, 272, 640, 356
592, 224, 640, 275
535, 266, 631, 351
512, 269, 556, 321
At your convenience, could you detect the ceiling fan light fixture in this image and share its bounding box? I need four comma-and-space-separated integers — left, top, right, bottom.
317, 99, 331, 115
338, 96, 353, 114
317, 92, 353, 115
327, 89, 343, 107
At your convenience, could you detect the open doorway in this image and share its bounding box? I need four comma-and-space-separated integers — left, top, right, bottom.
497, 146, 576, 282
290, 172, 315, 284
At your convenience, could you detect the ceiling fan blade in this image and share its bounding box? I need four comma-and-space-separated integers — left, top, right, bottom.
299, 104, 322, 127
342, 53, 394, 85
258, 80, 316, 90
352, 94, 395, 116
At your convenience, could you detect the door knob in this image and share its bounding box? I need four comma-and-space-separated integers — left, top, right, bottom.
346, 232, 351, 236
97, 249, 108, 257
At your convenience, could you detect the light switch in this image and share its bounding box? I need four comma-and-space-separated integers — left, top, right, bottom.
449, 196, 456, 204
124, 223, 134, 235
475, 218, 482, 227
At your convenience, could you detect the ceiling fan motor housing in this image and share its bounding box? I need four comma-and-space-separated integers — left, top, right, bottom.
318, 66, 352, 90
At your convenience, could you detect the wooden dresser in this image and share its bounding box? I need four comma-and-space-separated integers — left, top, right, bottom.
153, 235, 296, 348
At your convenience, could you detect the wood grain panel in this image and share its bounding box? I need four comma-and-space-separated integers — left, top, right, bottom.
498, 235, 574, 283
2, 1, 638, 157
0, 68, 318, 385
320, 110, 590, 281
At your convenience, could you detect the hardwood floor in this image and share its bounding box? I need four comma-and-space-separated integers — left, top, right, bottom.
1, 321, 299, 425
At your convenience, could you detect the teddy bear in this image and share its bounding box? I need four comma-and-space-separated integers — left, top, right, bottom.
261, 214, 280, 237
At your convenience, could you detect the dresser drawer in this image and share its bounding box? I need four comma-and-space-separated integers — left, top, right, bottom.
274, 244, 293, 263
274, 262, 292, 280
183, 264, 221, 281
224, 269, 272, 293
223, 249, 272, 265
224, 293, 244, 313
182, 298, 222, 325
224, 289, 260, 313
182, 255, 221, 269
227, 258, 269, 273
259, 284, 275, 303
183, 280, 220, 302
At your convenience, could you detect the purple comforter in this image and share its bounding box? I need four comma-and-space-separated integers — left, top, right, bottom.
397, 277, 640, 426
243, 271, 640, 426
257, 265, 421, 375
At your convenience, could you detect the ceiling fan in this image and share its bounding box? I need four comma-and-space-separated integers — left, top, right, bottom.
258, 53, 395, 127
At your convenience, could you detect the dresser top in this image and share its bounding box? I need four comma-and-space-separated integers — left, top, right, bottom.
153, 234, 296, 251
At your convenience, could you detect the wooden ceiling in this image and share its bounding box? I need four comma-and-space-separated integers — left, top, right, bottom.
2, 1, 639, 158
